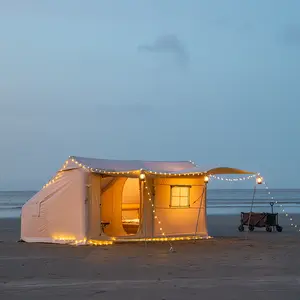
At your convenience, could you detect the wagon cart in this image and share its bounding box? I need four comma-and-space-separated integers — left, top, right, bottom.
238, 212, 283, 232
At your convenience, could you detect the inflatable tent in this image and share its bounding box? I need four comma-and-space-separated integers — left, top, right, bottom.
21, 156, 255, 245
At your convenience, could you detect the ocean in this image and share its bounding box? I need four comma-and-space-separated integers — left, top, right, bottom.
0, 189, 300, 219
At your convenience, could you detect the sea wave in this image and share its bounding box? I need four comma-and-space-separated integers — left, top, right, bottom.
0, 205, 23, 210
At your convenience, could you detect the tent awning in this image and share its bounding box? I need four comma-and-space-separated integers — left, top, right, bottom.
63, 156, 256, 176
172, 166, 255, 175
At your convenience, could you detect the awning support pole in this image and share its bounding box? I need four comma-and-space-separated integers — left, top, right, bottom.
245, 183, 257, 240
194, 186, 206, 242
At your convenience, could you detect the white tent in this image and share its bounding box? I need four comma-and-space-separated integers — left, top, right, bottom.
21, 156, 255, 245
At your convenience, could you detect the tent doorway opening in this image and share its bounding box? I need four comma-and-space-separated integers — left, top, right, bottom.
121, 178, 141, 235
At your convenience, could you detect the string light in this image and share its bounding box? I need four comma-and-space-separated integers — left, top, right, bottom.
46, 156, 262, 184
51, 234, 211, 245
44, 156, 263, 192
189, 160, 197, 166
144, 180, 169, 240
52, 236, 113, 246
68, 156, 207, 177
115, 236, 212, 242
69, 157, 138, 176
42, 160, 70, 189
209, 174, 257, 182
50, 172, 212, 247
143, 178, 211, 244
42, 171, 63, 189
256, 176, 263, 184
211, 174, 299, 233
45, 157, 289, 245
42, 156, 299, 245
46, 157, 215, 247
52, 235, 76, 242
87, 240, 113, 246
262, 180, 299, 232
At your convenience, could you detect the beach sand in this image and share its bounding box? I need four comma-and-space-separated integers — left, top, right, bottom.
1, 214, 300, 299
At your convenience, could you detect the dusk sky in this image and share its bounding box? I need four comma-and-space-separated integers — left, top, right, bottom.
0, 1, 299, 190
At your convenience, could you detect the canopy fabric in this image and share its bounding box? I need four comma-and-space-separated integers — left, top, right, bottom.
66, 156, 256, 176
204, 167, 255, 175
172, 166, 256, 175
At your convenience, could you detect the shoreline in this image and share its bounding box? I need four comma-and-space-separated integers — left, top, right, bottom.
1, 211, 299, 219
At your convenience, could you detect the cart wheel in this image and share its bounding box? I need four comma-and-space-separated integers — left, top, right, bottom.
238, 225, 244, 232
266, 226, 272, 232
248, 225, 254, 232
276, 225, 283, 232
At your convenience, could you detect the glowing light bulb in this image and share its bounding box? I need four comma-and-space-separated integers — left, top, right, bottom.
256, 176, 263, 184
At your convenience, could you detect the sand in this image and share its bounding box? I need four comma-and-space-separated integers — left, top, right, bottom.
1, 214, 300, 299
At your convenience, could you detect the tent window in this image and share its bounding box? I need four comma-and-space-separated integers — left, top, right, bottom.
170, 186, 190, 208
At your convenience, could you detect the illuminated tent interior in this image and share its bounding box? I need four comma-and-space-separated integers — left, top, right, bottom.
20, 156, 256, 245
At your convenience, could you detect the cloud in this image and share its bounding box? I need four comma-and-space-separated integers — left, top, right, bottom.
282, 24, 300, 46
138, 34, 189, 67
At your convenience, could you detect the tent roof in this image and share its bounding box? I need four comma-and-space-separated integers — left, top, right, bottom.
64, 156, 256, 176
68, 156, 195, 172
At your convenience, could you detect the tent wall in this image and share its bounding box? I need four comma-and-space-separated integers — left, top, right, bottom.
21, 169, 87, 243
153, 177, 207, 237
87, 173, 102, 239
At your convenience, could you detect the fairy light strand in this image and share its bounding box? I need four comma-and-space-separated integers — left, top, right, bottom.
42, 156, 263, 190
144, 179, 173, 247
262, 181, 299, 232
209, 174, 256, 182
211, 174, 298, 233
39, 156, 299, 243
143, 178, 211, 245
45, 158, 213, 246
42, 160, 69, 189
45, 156, 260, 189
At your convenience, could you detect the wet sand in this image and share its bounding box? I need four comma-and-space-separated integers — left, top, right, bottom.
1, 214, 300, 299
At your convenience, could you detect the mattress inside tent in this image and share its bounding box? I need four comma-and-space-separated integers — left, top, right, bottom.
122, 218, 140, 225
122, 218, 140, 234
122, 207, 140, 234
